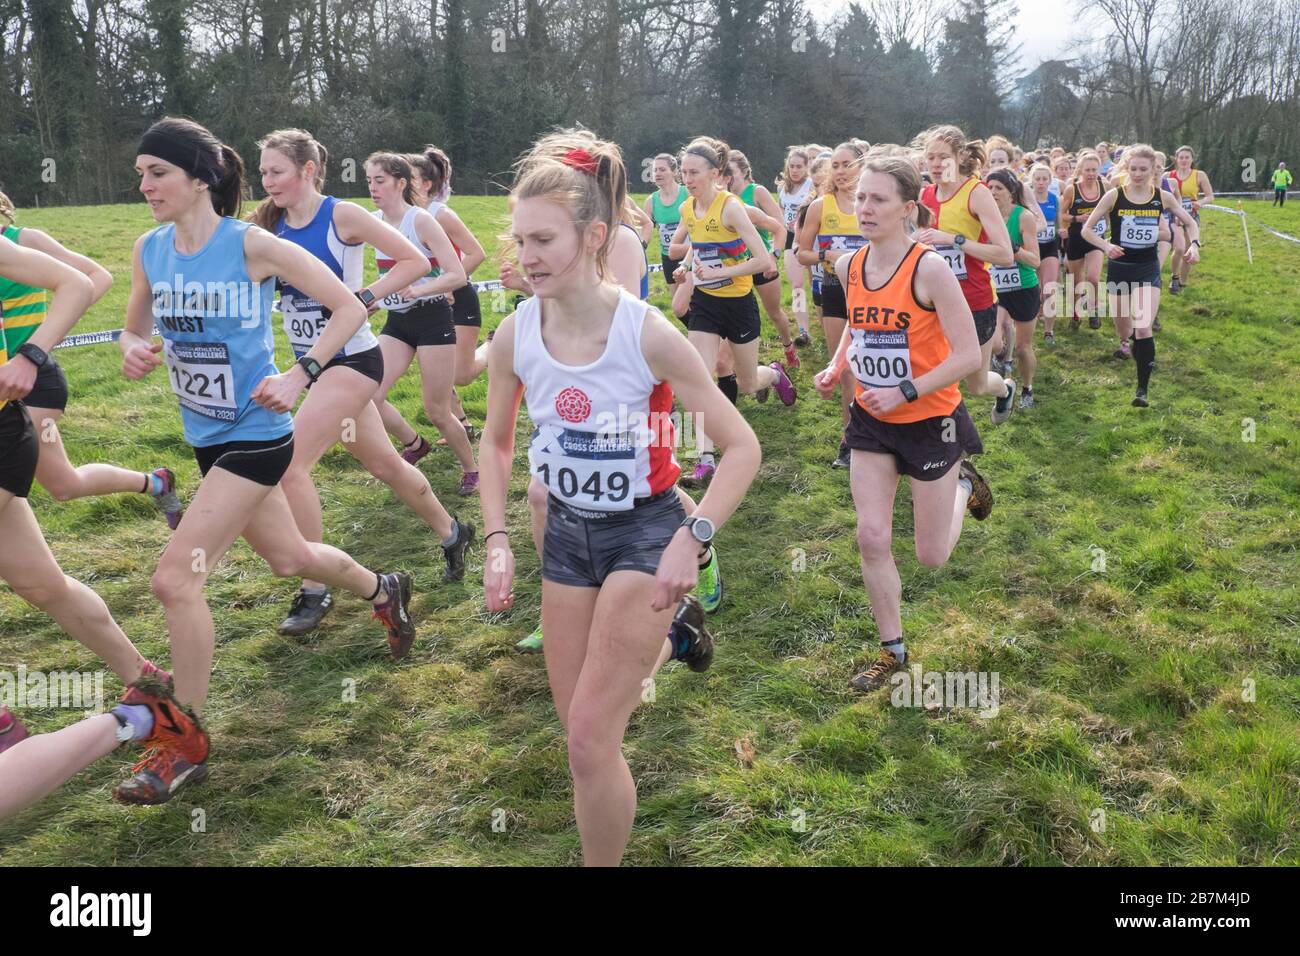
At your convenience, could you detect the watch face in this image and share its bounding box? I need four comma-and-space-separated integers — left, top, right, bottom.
692, 517, 715, 542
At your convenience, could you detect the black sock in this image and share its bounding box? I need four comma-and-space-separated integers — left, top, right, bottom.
1134, 336, 1156, 391
882, 637, 907, 663
717, 374, 738, 405
364, 572, 384, 603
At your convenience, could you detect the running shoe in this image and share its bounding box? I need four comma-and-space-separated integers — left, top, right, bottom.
0, 710, 30, 755
1070, 316, 1081, 331
114, 749, 208, 805
695, 549, 723, 614
831, 442, 851, 470
516, 626, 544, 654
1018, 387, 1035, 410
458, 471, 480, 496
783, 342, 800, 370
401, 435, 432, 465
1132, 389, 1149, 408
278, 589, 334, 636
442, 519, 475, 582
116, 676, 209, 765
769, 361, 797, 406
373, 571, 416, 660
794, 328, 812, 347
850, 649, 906, 694
1169, 277, 1182, 295
149, 467, 185, 531
1044, 330, 1056, 345
991, 378, 1017, 425
754, 384, 770, 403
671, 595, 714, 673
682, 462, 715, 489
1115, 340, 1132, 360
960, 458, 994, 520
1088, 314, 1101, 329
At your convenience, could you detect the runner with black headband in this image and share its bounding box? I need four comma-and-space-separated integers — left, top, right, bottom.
115, 117, 418, 802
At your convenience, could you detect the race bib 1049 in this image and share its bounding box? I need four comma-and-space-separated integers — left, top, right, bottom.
528, 424, 637, 511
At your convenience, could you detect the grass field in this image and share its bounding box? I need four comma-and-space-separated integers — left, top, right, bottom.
1, 196, 1298, 865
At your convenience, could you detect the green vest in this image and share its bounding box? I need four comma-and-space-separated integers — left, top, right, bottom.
0, 225, 48, 351
650, 184, 689, 256
739, 183, 774, 252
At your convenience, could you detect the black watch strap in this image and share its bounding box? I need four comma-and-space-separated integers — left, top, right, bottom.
297, 355, 323, 383
17, 342, 48, 369
355, 288, 377, 308
899, 379, 919, 402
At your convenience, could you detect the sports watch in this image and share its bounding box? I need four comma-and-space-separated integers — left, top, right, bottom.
355, 288, 377, 310
682, 515, 715, 548
297, 355, 323, 383
953, 234, 967, 248
898, 379, 919, 403
16, 342, 49, 370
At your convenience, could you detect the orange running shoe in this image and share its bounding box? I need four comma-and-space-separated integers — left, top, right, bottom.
118, 676, 209, 766
113, 748, 209, 805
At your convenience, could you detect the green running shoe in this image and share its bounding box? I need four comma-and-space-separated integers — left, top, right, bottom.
516, 626, 544, 653
695, 549, 723, 614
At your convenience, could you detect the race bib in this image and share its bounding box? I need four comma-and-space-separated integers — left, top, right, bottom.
782, 199, 801, 226
658, 220, 677, 251
990, 265, 1022, 291
694, 247, 733, 290
1093, 219, 1107, 238
1036, 222, 1056, 242
284, 310, 328, 352
935, 244, 968, 280
821, 237, 866, 285
847, 328, 913, 391
1120, 215, 1158, 248
1181, 197, 1194, 212
164, 340, 237, 422
528, 424, 636, 511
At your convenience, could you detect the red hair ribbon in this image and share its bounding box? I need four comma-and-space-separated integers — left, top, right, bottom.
561, 148, 598, 176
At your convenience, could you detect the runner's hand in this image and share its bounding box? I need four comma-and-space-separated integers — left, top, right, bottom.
860, 385, 905, 417
122, 341, 163, 380
1106, 244, 1125, 259
251, 372, 305, 413
695, 263, 725, 284
484, 542, 515, 612
0, 358, 36, 402
1185, 244, 1201, 265
651, 530, 699, 612
813, 365, 842, 400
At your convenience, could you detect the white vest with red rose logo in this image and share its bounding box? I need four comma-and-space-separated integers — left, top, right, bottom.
514, 288, 680, 511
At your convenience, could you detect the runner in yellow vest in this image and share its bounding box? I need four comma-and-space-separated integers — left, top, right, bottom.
1272, 163, 1292, 207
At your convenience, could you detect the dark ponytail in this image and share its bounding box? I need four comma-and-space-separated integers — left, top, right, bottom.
214, 145, 246, 218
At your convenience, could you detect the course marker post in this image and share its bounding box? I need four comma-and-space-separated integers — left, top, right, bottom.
1238, 201, 1252, 265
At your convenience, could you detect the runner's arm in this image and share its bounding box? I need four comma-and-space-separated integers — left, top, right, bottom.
610, 224, 647, 297
1082, 189, 1118, 252
407, 210, 467, 298
718, 200, 773, 278
436, 206, 486, 276
752, 186, 788, 250
18, 228, 113, 304
480, 312, 526, 612
333, 200, 428, 303
914, 252, 982, 392
964, 183, 1015, 267
667, 217, 691, 262
1015, 208, 1041, 268
795, 199, 823, 267
120, 234, 163, 379
0, 238, 91, 399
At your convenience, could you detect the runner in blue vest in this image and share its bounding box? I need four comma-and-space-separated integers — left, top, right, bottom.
115, 117, 418, 803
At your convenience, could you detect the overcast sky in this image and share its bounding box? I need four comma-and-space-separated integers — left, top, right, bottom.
807, 0, 1081, 71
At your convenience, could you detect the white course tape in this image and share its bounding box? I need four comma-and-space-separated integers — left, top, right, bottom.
1202, 203, 1300, 245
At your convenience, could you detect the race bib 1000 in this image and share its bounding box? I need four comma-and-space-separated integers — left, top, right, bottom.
847, 327, 913, 391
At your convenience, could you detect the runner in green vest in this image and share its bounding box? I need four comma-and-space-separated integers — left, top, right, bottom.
0, 193, 185, 525
1272, 163, 1292, 207
643, 154, 690, 286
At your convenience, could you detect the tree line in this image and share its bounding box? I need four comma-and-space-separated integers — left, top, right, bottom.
2, 0, 1296, 207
